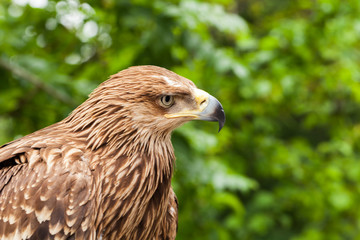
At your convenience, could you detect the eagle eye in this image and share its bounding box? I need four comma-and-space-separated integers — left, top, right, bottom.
160, 95, 174, 108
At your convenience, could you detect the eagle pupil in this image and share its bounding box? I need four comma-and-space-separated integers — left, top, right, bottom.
161, 95, 174, 107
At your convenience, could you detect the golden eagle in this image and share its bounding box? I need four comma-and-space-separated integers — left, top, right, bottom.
0, 66, 225, 239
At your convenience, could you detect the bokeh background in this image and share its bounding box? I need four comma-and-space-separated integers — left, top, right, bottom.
1, 0, 360, 239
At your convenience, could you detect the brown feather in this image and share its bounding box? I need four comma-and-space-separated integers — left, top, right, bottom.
0, 66, 206, 239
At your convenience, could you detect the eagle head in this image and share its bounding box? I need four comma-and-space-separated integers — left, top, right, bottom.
86, 65, 225, 135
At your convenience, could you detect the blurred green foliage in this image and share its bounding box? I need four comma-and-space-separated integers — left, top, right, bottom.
1, 0, 360, 239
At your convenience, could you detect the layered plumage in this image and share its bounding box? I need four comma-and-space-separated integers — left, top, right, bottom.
0, 66, 225, 239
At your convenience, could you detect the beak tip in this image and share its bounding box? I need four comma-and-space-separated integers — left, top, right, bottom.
217, 108, 226, 133
218, 124, 223, 133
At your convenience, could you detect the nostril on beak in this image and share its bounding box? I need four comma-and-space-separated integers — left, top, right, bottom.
200, 99, 207, 106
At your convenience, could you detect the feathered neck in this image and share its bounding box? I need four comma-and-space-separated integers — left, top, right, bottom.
61, 96, 176, 238
62, 97, 175, 180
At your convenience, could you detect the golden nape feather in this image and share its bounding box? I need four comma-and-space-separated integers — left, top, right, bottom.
0, 66, 225, 240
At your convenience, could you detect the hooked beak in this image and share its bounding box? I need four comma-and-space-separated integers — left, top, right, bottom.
164, 89, 226, 132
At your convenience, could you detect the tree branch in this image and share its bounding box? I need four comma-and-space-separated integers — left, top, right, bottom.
0, 57, 77, 107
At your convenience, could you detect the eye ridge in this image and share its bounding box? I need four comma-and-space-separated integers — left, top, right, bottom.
160, 95, 174, 108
